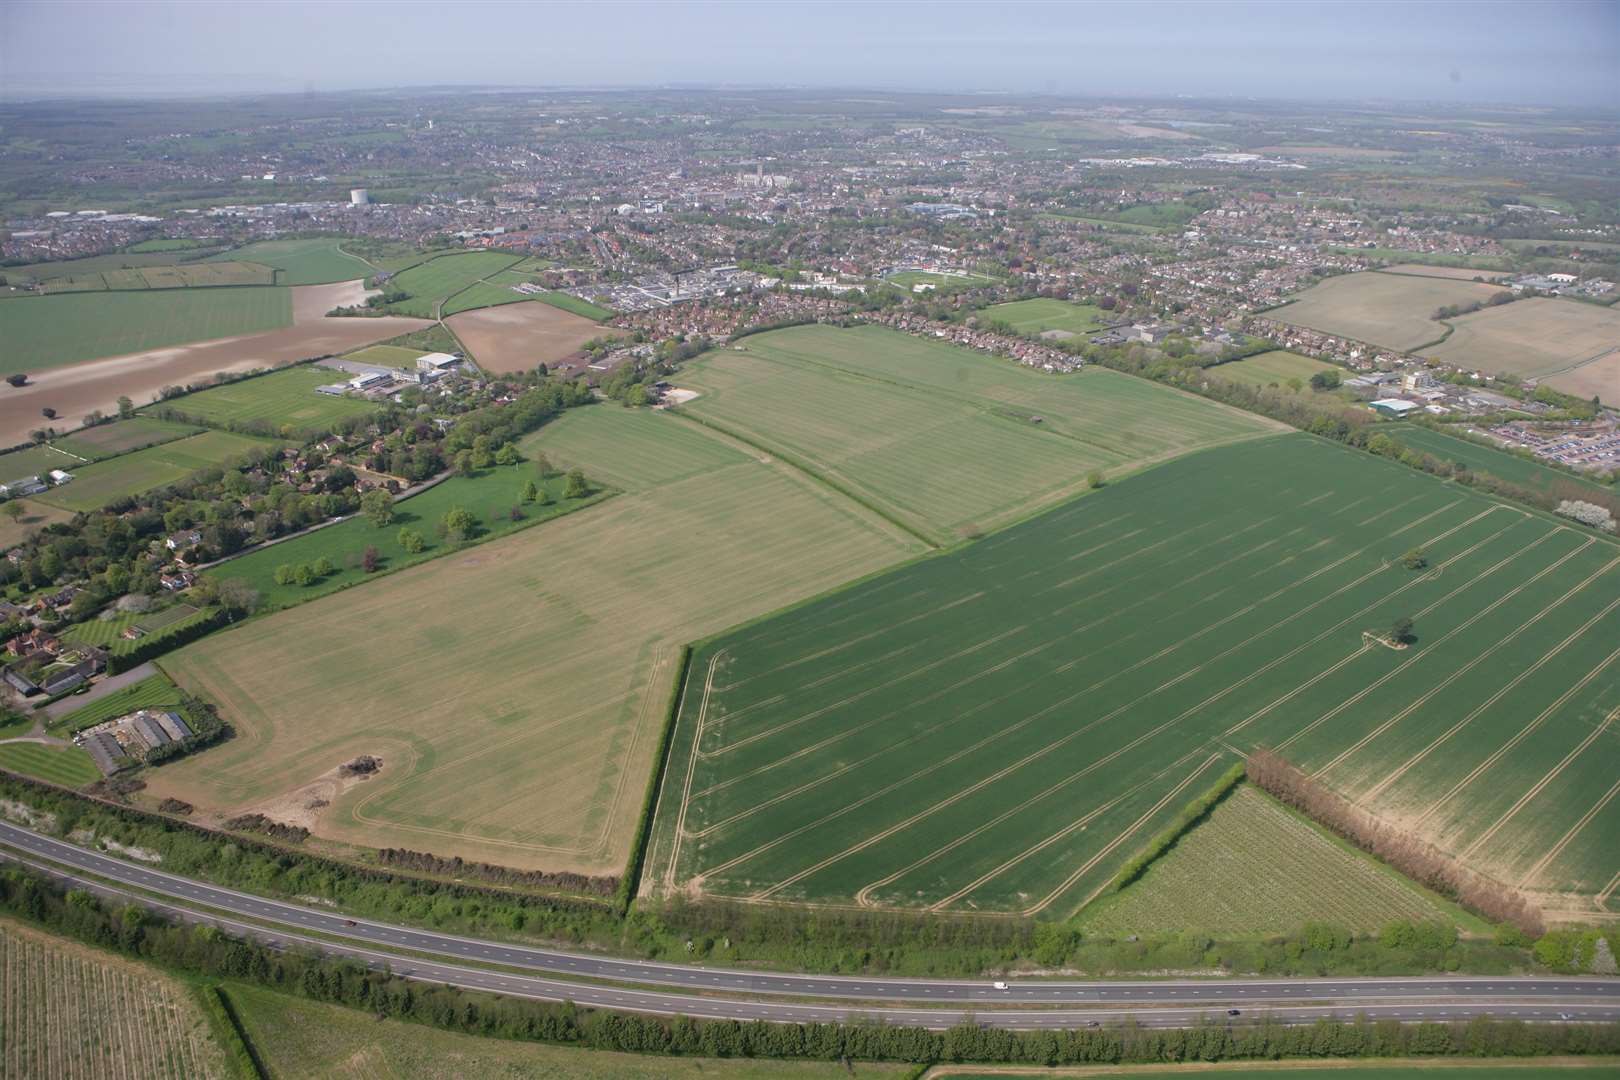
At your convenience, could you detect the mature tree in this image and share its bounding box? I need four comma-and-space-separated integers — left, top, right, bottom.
360, 489, 394, 528
564, 469, 589, 499
397, 527, 425, 554
521, 479, 539, 503
1, 502, 24, 524
1310, 369, 1342, 391
292, 563, 316, 587
495, 443, 519, 466
273, 564, 296, 586
1402, 546, 1427, 571
442, 507, 476, 541
1390, 615, 1416, 645
313, 556, 336, 577
534, 484, 553, 506
361, 546, 380, 573
455, 449, 476, 476
1086, 470, 1104, 490
116, 396, 135, 419
533, 452, 554, 478
215, 578, 260, 615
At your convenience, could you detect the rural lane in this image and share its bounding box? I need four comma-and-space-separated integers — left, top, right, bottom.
1, 821, 1616, 1029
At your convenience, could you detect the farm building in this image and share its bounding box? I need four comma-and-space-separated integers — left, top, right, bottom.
1369, 398, 1420, 419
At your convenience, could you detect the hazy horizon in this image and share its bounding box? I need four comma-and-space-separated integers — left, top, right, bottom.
2, 0, 1616, 108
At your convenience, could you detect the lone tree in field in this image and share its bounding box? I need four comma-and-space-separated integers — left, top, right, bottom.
2, 502, 24, 524
1086, 470, 1105, 490
396, 527, 425, 554
1390, 615, 1416, 645
1402, 546, 1427, 571
116, 395, 134, 418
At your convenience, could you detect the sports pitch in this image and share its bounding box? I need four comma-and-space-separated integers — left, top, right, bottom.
1270, 271, 1499, 352
985, 298, 1110, 337
646, 433, 1620, 919
0, 287, 293, 372
147, 365, 378, 431
152, 407, 922, 874
678, 325, 1282, 544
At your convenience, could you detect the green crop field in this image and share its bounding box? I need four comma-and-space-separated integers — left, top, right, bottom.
679, 325, 1282, 544
0, 287, 292, 372
940, 1067, 1620, 1080
341, 344, 428, 369
536, 290, 614, 320
1079, 786, 1462, 935
985, 298, 1111, 337
0, 742, 101, 786
645, 434, 1620, 919
1208, 350, 1341, 388
51, 417, 203, 460
146, 366, 378, 431
39, 261, 277, 292
1392, 426, 1613, 498
35, 430, 279, 511
383, 251, 523, 318
157, 407, 920, 875
204, 460, 604, 609
212, 238, 372, 285
224, 981, 902, 1080
441, 280, 534, 316
52, 671, 185, 734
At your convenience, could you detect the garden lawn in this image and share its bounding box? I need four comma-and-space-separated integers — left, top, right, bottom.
35, 430, 279, 511
0, 742, 101, 786
0, 287, 292, 372
157, 407, 920, 875
646, 433, 1620, 919
680, 324, 1281, 544
146, 366, 377, 431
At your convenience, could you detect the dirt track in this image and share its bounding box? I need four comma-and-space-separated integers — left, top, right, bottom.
1, 281, 427, 446
446, 301, 615, 373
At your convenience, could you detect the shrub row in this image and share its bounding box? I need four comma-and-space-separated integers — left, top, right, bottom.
1109, 762, 1247, 892
107, 607, 229, 674
614, 643, 692, 914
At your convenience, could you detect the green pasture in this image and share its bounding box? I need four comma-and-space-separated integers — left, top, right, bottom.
680, 324, 1279, 544
204, 461, 602, 610
985, 298, 1111, 337
35, 430, 279, 511
647, 434, 1620, 916
382, 251, 523, 318
211, 238, 372, 285
1393, 425, 1613, 498
0, 287, 292, 373
536, 290, 614, 320
146, 366, 378, 431
0, 743, 101, 786
1207, 349, 1340, 388
0, 445, 84, 484
441, 280, 534, 316
51, 672, 185, 734
52, 417, 203, 460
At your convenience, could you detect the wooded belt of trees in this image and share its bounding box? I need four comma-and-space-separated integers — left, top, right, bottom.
2, 866, 1616, 1067
1246, 749, 1545, 936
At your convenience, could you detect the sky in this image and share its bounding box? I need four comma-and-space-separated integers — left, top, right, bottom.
2, 0, 1616, 106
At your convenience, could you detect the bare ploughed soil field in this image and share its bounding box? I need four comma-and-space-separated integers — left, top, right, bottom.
2, 281, 426, 445
446, 300, 618, 373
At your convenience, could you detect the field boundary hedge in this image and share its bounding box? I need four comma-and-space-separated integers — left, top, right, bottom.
107, 606, 229, 674
200, 984, 268, 1079
617, 643, 693, 913
1104, 762, 1247, 893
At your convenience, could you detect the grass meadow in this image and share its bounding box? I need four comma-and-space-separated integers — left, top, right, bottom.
1207, 350, 1340, 389
985, 298, 1111, 336
156, 407, 920, 875
679, 324, 1281, 544
0, 918, 224, 1079
35, 430, 279, 511
51, 416, 203, 459
1079, 786, 1465, 935
0, 444, 86, 482
383, 251, 523, 318
646, 434, 1620, 919
211, 238, 373, 285
1270, 272, 1499, 352
0, 287, 292, 372
224, 980, 902, 1079
146, 365, 378, 431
